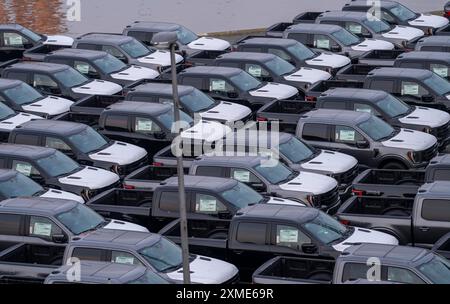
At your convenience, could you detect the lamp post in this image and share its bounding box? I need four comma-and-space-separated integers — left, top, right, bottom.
151, 32, 191, 284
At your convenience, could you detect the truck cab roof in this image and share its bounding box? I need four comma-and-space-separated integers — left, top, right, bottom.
417, 181, 450, 198
0, 78, 25, 90
76, 33, 134, 45
236, 203, 315, 224
0, 144, 56, 159
320, 87, 388, 102
343, 0, 398, 10
179, 66, 243, 78
103, 101, 171, 117
317, 10, 372, 23
417, 36, 450, 47
162, 175, 238, 193
369, 67, 433, 80
238, 37, 298, 47
129, 82, 195, 98
0, 23, 30, 31
216, 52, 276, 63
286, 23, 343, 35
227, 130, 293, 147
300, 109, 371, 125
194, 155, 273, 168
396, 51, 450, 64
0, 197, 78, 215
13, 119, 88, 137
46, 48, 108, 61
3, 61, 69, 73
125, 21, 181, 32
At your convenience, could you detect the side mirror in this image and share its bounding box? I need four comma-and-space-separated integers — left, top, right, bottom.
154, 131, 166, 139
422, 94, 435, 102
261, 76, 273, 82
117, 56, 128, 63
251, 182, 266, 191
52, 234, 67, 244
356, 140, 369, 149
331, 45, 341, 53
301, 243, 317, 254
227, 91, 238, 99
218, 211, 232, 220
24, 43, 34, 49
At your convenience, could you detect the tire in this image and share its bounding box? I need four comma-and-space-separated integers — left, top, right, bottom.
209, 232, 228, 240
381, 161, 407, 170
383, 209, 411, 216
307, 272, 333, 282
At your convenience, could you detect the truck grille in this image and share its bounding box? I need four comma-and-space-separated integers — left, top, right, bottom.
420, 143, 439, 163
333, 164, 358, 185
313, 186, 340, 208
432, 121, 450, 144
122, 155, 149, 175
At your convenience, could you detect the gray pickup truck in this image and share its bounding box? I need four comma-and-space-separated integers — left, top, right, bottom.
337, 181, 450, 246
252, 243, 450, 284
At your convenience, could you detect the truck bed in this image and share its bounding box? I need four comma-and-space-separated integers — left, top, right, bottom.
338, 196, 414, 217
335, 64, 379, 81
292, 12, 322, 24
265, 22, 294, 37
352, 169, 425, 198
0, 50, 25, 64
123, 165, 178, 190
435, 24, 450, 36
53, 111, 100, 127
252, 256, 334, 284
185, 50, 227, 66
358, 50, 404, 66
153, 146, 198, 170
305, 80, 364, 100
23, 44, 70, 61
70, 95, 124, 116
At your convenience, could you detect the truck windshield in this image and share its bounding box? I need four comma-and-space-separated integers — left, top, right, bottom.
229, 71, 262, 91
265, 56, 296, 76
139, 237, 183, 272
279, 137, 315, 164
358, 116, 395, 141
36, 151, 81, 177
54, 68, 89, 88
94, 54, 127, 74
0, 173, 43, 198
128, 270, 170, 284
21, 28, 44, 43
375, 94, 411, 118
417, 255, 450, 284
2, 83, 43, 105
176, 26, 198, 45
120, 39, 152, 58
254, 161, 295, 184
303, 211, 349, 244
220, 182, 264, 208
179, 88, 216, 112
389, 4, 418, 22
56, 203, 105, 235
287, 42, 316, 61
423, 74, 450, 96
363, 18, 392, 34
0, 102, 16, 120
157, 108, 194, 130
331, 29, 361, 46
68, 126, 110, 154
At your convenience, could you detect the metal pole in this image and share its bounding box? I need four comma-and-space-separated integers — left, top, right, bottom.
170, 43, 191, 284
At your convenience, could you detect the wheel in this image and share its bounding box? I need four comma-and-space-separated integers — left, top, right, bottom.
383, 209, 411, 216
209, 232, 228, 240
307, 272, 333, 281
381, 161, 407, 170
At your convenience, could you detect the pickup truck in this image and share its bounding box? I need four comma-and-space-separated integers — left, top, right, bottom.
337, 181, 450, 246
265, 12, 322, 37
393, 51, 450, 81
252, 243, 450, 284
305, 80, 363, 101
160, 203, 398, 281
89, 175, 305, 232
352, 153, 450, 198
358, 50, 405, 66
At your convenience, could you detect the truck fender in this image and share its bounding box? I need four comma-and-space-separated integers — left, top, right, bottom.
369, 227, 406, 245
378, 155, 409, 169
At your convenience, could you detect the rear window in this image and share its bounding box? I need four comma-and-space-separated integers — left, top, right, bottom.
342, 262, 371, 283
302, 123, 329, 141
159, 192, 180, 212
236, 222, 267, 245
71, 247, 107, 262
104, 115, 128, 131
0, 213, 22, 236
421, 199, 450, 222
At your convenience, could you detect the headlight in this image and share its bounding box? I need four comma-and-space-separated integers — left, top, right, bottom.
423, 127, 432, 134
81, 188, 95, 201
407, 151, 420, 163
306, 195, 317, 206
111, 164, 123, 175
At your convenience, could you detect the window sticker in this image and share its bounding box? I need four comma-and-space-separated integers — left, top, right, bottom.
348, 24, 362, 34
339, 129, 356, 141
316, 38, 330, 49
402, 84, 419, 96
247, 65, 262, 77
5, 33, 24, 45
432, 66, 449, 78
16, 163, 32, 176
233, 170, 250, 183
278, 229, 298, 243
33, 222, 52, 237
197, 198, 218, 212
211, 79, 226, 91
160, 98, 174, 105
136, 119, 153, 131
355, 105, 373, 114
75, 63, 90, 74
114, 256, 135, 265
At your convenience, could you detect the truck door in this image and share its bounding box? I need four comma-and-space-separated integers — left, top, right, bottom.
414, 198, 450, 246
0, 30, 34, 60
229, 167, 267, 193
331, 125, 373, 165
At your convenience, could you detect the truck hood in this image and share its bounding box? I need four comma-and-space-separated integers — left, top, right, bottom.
351, 39, 395, 52
306, 52, 351, 69
332, 227, 399, 252
44, 35, 74, 46
104, 219, 149, 233
181, 120, 231, 142
249, 83, 298, 100
22, 96, 73, 116
89, 141, 148, 165
300, 150, 358, 174
278, 171, 338, 195
72, 79, 123, 96
137, 50, 184, 67
381, 25, 424, 42
199, 101, 251, 123
284, 67, 331, 85
266, 196, 307, 206
40, 189, 85, 204
398, 106, 450, 128
58, 167, 120, 190
381, 129, 437, 151
166, 255, 238, 284
187, 37, 231, 51
0, 112, 43, 131
110, 65, 159, 81
408, 14, 449, 29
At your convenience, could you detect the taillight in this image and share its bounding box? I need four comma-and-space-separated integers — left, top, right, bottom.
305, 96, 316, 102
340, 219, 350, 225
445, 11, 450, 18
152, 162, 164, 167
352, 189, 365, 197
256, 116, 268, 122
123, 184, 135, 190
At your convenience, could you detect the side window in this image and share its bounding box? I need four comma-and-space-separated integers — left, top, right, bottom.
209, 78, 235, 93
369, 80, 394, 92
179, 77, 204, 89
313, 34, 333, 50
0, 214, 22, 236
195, 166, 224, 177
230, 168, 261, 184
275, 225, 311, 249
104, 115, 129, 132
268, 48, 291, 62
12, 160, 40, 178
236, 222, 267, 245
397, 62, 423, 69
431, 169, 450, 181
111, 251, 142, 265
238, 47, 262, 53
285, 33, 308, 44
71, 247, 108, 262
431, 63, 449, 79
33, 74, 58, 90
76, 43, 100, 51
13, 134, 40, 146
127, 31, 153, 46
421, 199, 450, 222
342, 263, 371, 283
334, 125, 364, 144
45, 137, 72, 151
401, 81, 428, 97
302, 123, 330, 142
354, 103, 381, 115
195, 194, 226, 215
134, 117, 161, 133
245, 63, 270, 78
345, 22, 370, 36
322, 101, 347, 110
6, 72, 29, 83
102, 45, 126, 59
28, 216, 64, 240
74, 61, 99, 78
159, 192, 180, 212
387, 267, 425, 284
421, 46, 444, 52
3, 32, 30, 47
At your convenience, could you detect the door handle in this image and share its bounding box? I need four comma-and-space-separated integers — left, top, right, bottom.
419, 227, 430, 232
233, 250, 243, 255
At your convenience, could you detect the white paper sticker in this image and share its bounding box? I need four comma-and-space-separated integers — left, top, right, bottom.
5, 34, 24, 45
16, 163, 32, 176
33, 222, 52, 236
402, 84, 419, 96
279, 229, 298, 243
136, 119, 153, 131
115, 256, 135, 265
198, 198, 217, 212
433, 67, 449, 78
160, 98, 174, 105
247, 65, 262, 78
76, 63, 90, 74
355, 106, 373, 114
316, 38, 330, 49
339, 130, 356, 141
233, 170, 250, 183
211, 80, 226, 91
348, 24, 363, 34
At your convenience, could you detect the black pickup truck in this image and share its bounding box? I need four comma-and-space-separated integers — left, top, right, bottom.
265, 12, 322, 37
358, 50, 405, 66
352, 154, 450, 198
